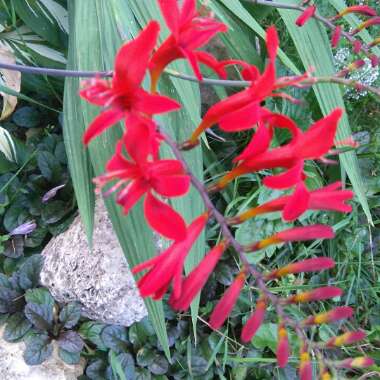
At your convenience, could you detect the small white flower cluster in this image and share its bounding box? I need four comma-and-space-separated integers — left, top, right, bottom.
334, 47, 379, 99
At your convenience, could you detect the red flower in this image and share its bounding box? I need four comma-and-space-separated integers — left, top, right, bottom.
94, 120, 190, 240
80, 21, 180, 145
185, 26, 279, 147
241, 297, 266, 343
302, 306, 353, 326
229, 181, 353, 224
326, 331, 366, 348
150, 0, 227, 91
169, 241, 227, 311
267, 257, 335, 280
213, 109, 343, 192
209, 272, 245, 329
295, 6, 316, 27
338, 357, 374, 369
352, 16, 380, 35
277, 322, 290, 368
132, 213, 208, 300
247, 225, 334, 251
285, 286, 343, 304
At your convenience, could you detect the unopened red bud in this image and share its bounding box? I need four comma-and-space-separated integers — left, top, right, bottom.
302, 306, 353, 326
209, 272, 245, 329
331, 26, 342, 48
353, 40, 362, 54
352, 17, 380, 35
296, 6, 316, 27
241, 297, 267, 342
332, 5, 377, 20
338, 356, 374, 369
285, 286, 343, 304
276, 322, 289, 368
299, 345, 312, 380
326, 330, 366, 347
370, 54, 380, 68
267, 257, 335, 279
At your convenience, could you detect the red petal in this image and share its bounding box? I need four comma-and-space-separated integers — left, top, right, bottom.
283, 181, 310, 221
83, 108, 124, 145
144, 192, 186, 240
295, 109, 343, 159
276, 225, 334, 242
170, 243, 226, 310
266, 26, 279, 60
158, 0, 180, 37
179, 0, 197, 26
106, 141, 136, 173
241, 298, 266, 342
117, 180, 149, 214
234, 122, 271, 162
209, 273, 245, 329
152, 175, 190, 197
195, 51, 227, 79
79, 79, 112, 106
137, 90, 181, 115
113, 21, 160, 91
180, 47, 202, 81
277, 331, 289, 368
295, 6, 316, 27
263, 162, 304, 189
219, 102, 261, 132
149, 159, 185, 176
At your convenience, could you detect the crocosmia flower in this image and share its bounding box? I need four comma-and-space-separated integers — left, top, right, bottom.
277, 322, 290, 368
94, 119, 190, 241
132, 213, 208, 300
80, 21, 180, 145
295, 5, 316, 27
241, 297, 266, 342
150, 0, 227, 91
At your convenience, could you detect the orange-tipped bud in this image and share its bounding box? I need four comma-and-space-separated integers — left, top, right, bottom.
276, 322, 290, 368
338, 59, 366, 77
332, 6, 377, 20
331, 26, 342, 48
352, 16, 380, 35
337, 356, 374, 369
369, 37, 380, 48
247, 225, 334, 252
241, 296, 267, 342
296, 6, 316, 27
285, 286, 343, 304
266, 257, 335, 280
302, 306, 353, 326
209, 272, 245, 329
325, 330, 366, 348
299, 345, 312, 380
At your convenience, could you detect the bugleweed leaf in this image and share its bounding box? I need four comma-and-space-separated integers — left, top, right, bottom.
57, 331, 84, 353
23, 334, 53, 365
59, 302, 81, 329
3, 312, 32, 342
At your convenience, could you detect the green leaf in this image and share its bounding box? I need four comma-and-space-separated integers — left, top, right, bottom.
57, 331, 84, 353
23, 333, 53, 365
3, 312, 32, 342
147, 355, 169, 376
18, 255, 43, 290
41, 200, 67, 224
109, 351, 136, 380
3, 236, 24, 258
58, 348, 81, 365
78, 321, 107, 351
12, 106, 41, 128
25, 288, 55, 308
279, 1, 372, 224
37, 151, 61, 182
59, 302, 81, 329
251, 323, 278, 352
86, 359, 108, 380
101, 325, 129, 354
24, 302, 53, 331
136, 347, 155, 368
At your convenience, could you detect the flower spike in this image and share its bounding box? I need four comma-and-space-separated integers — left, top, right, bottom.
325, 331, 367, 348
337, 357, 374, 369
331, 5, 377, 20
285, 286, 343, 304
299, 344, 312, 380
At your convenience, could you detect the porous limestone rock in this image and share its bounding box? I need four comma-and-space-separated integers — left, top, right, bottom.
40, 199, 148, 326
0, 331, 84, 380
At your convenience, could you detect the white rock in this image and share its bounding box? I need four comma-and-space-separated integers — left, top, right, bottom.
40, 199, 147, 326
0, 331, 84, 380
